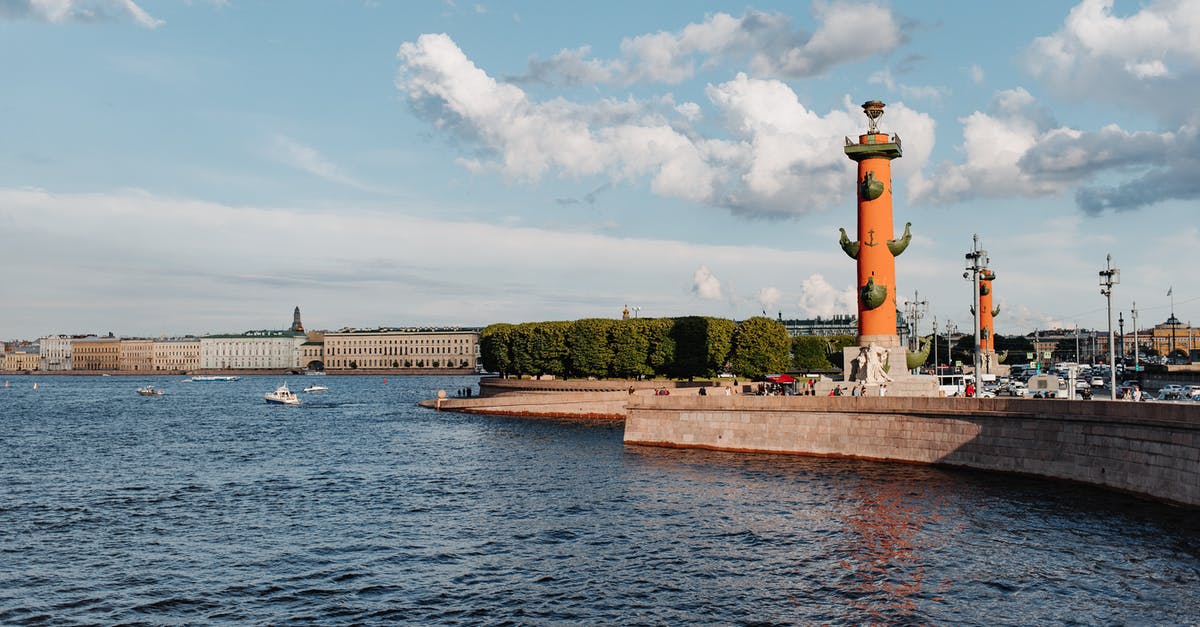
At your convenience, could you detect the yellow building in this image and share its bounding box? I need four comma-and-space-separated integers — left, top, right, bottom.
323, 327, 480, 370
153, 339, 201, 372
72, 337, 121, 371
119, 339, 155, 372
301, 332, 324, 371
1123, 315, 1199, 359
3, 351, 40, 371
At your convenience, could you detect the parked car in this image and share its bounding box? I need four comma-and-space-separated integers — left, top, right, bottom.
1090, 376, 1105, 387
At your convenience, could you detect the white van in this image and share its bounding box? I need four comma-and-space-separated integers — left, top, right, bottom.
1027, 374, 1067, 398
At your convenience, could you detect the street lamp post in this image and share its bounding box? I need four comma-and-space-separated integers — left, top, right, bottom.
964, 235, 988, 392
1132, 302, 1139, 377
932, 314, 938, 374
1099, 254, 1120, 399
945, 320, 957, 373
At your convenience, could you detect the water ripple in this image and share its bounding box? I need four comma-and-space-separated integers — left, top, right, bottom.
1, 375, 1198, 624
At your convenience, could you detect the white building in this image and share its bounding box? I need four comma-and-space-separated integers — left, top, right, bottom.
39, 335, 76, 371
200, 330, 307, 370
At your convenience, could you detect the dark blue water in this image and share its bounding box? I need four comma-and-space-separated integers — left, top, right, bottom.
1, 375, 1197, 625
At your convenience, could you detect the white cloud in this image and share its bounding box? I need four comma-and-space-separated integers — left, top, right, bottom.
1024, 0, 1200, 125
796, 273, 855, 318
909, 88, 1066, 205
513, 3, 905, 86
692, 266, 723, 300
0, 186, 859, 337
0, 0, 163, 28
397, 33, 938, 217
267, 135, 380, 192
758, 286, 782, 313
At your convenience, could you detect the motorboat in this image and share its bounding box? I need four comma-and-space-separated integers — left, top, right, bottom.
303, 384, 329, 393
192, 375, 240, 382
136, 385, 165, 396
264, 382, 301, 405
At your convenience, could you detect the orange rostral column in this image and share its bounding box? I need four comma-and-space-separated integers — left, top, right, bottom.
979, 269, 999, 372
840, 101, 909, 350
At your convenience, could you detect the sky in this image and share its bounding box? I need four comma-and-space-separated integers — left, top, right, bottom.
2, 0, 1200, 340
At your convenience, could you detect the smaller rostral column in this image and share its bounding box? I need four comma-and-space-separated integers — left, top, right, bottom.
979, 269, 1001, 373
839, 101, 913, 382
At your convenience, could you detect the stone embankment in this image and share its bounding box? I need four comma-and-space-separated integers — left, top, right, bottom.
423, 378, 1200, 507
624, 395, 1200, 508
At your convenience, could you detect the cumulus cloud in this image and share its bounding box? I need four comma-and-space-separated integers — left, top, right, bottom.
909, 88, 1068, 205
0, 0, 163, 28
1024, 0, 1200, 126
396, 33, 937, 217
757, 286, 782, 313
692, 265, 723, 300
796, 273, 855, 318
511, 3, 905, 86
912, 86, 1200, 213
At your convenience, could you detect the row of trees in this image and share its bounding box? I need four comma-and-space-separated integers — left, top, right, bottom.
480, 319, 1055, 379
479, 316, 792, 379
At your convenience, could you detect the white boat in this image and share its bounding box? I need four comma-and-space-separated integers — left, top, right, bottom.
136, 385, 165, 396
192, 375, 240, 382
304, 370, 327, 376
303, 384, 329, 393
264, 382, 301, 405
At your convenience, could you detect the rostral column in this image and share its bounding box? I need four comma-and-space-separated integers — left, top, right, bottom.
979, 269, 1000, 372
840, 101, 910, 351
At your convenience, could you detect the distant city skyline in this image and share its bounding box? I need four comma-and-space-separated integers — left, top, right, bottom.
3, 1, 1199, 339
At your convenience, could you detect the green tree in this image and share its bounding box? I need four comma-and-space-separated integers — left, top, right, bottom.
611, 319, 652, 379
669, 316, 709, 377
567, 318, 615, 377
705, 317, 736, 376
643, 318, 676, 376
509, 323, 536, 376
479, 323, 515, 375
529, 321, 569, 377
731, 316, 791, 378
791, 335, 833, 371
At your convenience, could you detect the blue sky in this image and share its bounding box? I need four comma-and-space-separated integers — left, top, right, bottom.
2, 0, 1199, 339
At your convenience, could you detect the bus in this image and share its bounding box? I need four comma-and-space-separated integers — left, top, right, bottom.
938, 373, 974, 396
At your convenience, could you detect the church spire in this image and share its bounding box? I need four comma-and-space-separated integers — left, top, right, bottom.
291, 306, 304, 332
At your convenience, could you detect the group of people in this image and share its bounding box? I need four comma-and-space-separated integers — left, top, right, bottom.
830, 384, 888, 397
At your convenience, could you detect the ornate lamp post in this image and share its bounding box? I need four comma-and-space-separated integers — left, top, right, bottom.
963, 234, 989, 386
1100, 254, 1120, 399
1132, 302, 1139, 376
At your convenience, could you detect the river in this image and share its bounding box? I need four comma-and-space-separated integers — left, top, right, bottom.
1, 375, 1197, 624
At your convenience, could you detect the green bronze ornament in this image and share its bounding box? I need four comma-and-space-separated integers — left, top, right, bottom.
838, 228, 860, 259
980, 283, 991, 296
906, 335, 931, 370
887, 222, 911, 257
980, 327, 990, 340
859, 171, 884, 201
992, 305, 1001, 318
860, 276, 887, 310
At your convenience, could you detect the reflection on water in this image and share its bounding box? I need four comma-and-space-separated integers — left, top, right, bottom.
1, 376, 1198, 624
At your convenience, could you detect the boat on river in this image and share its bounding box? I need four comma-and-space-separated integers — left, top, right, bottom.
136, 385, 165, 396
303, 384, 329, 393
264, 382, 300, 405
192, 375, 240, 382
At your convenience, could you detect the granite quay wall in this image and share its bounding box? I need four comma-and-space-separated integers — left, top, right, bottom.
419, 391, 629, 420
624, 396, 1200, 507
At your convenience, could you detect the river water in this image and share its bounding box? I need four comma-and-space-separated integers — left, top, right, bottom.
1, 375, 1197, 625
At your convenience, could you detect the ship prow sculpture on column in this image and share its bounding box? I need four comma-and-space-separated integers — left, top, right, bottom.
838, 100, 937, 396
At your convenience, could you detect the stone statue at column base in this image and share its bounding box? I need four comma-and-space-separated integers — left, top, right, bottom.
849, 342, 894, 384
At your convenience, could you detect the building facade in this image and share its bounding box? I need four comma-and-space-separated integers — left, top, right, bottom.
153, 338, 201, 372
301, 338, 324, 371
323, 327, 480, 370
39, 335, 76, 371
3, 351, 40, 371
118, 339, 155, 372
199, 330, 307, 370
72, 337, 121, 371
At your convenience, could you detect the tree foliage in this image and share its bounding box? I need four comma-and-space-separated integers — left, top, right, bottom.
610, 319, 652, 379
791, 335, 833, 371
568, 318, 615, 377
730, 317, 791, 379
